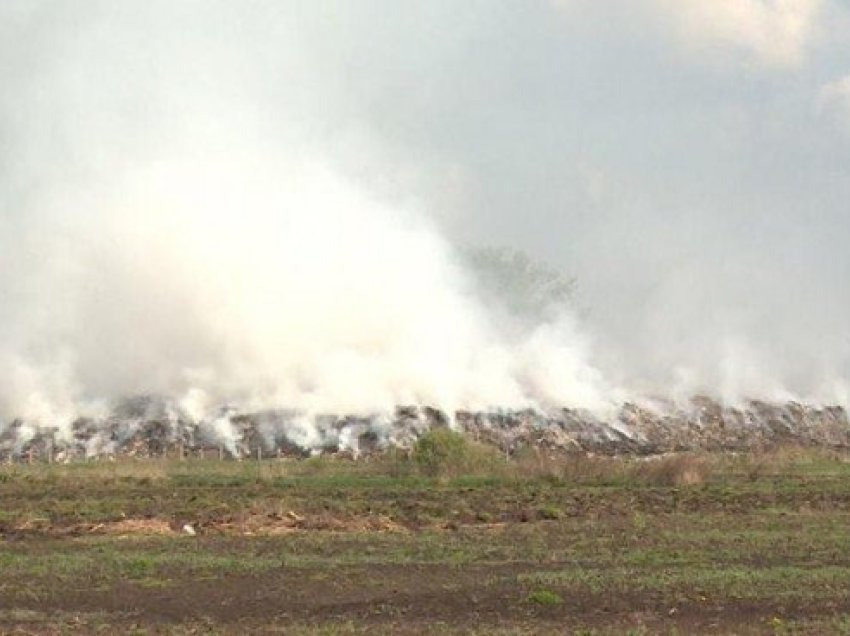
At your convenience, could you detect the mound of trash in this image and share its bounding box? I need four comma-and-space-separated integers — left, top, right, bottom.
1, 396, 849, 462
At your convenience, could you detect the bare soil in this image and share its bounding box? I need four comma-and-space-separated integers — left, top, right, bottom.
3, 454, 850, 634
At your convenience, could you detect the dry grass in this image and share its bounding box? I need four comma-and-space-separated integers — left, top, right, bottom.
509, 448, 714, 486
509, 444, 850, 487
3, 441, 850, 492
628, 453, 714, 486
94, 518, 175, 535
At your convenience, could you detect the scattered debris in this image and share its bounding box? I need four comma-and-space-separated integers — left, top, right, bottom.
1, 395, 849, 461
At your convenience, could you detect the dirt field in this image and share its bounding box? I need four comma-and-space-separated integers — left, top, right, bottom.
3, 449, 850, 634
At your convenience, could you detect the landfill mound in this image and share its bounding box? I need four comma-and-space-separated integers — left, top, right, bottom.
2, 395, 849, 462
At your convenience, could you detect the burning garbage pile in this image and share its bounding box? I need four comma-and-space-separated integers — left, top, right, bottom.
1, 395, 849, 463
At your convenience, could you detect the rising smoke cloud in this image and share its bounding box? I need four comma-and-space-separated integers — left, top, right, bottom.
1, 1, 849, 441
0, 1, 614, 434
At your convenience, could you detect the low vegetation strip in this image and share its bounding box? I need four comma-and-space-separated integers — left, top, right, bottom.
3, 442, 850, 633
3, 438, 850, 536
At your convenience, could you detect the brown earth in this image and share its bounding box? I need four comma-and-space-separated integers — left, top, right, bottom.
7, 540, 849, 635
3, 513, 850, 635
4, 453, 850, 634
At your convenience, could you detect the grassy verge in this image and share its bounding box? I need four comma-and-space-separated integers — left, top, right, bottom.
3, 443, 850, 533
3, 445, 850, 633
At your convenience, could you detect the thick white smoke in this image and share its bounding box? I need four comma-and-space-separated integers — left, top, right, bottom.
1, 1, 848, 447
0, 149, 613, 431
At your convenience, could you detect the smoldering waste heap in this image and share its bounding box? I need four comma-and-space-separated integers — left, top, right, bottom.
2, 395, 850, 462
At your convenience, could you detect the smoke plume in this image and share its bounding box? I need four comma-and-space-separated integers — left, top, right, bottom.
1, 1, 849, 449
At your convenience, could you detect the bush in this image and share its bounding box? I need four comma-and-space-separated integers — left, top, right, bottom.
411, 428, 505, 479
412, 428, 469, 478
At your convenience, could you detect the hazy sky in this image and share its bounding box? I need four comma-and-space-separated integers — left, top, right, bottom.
2, 1, 850, 417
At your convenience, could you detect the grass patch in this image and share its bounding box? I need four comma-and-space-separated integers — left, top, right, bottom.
526, 589, 563, 606
4, 448, 850, 633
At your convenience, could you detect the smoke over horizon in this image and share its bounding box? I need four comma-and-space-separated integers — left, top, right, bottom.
2, 1, 850, 437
